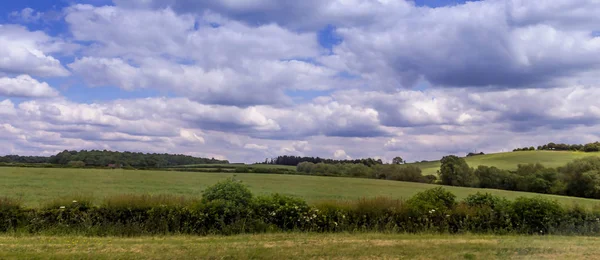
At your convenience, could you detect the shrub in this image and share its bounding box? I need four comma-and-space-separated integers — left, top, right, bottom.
296, 162, 315, 174
201, 178, 253, 206
511, 197, 564, 234
254, 194, 311, 230
464, 193, 507, 209
0, 197, 22, 232
408, 187, 456, 210
67, 161, 86, 168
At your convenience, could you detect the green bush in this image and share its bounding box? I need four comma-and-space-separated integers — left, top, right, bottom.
407, 187, 456, 212
0, 197, 22, 232
3, 187, 600, 236
201, 178, 253, 206
254, 194, 311, 230
511, 197, 564, 234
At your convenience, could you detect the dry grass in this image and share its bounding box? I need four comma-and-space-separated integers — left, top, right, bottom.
1, 233, 600, 259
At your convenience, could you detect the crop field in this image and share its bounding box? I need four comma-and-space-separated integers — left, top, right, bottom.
409, 151, 600, 175
2, 166, 600, 208
1, 233, 599, 259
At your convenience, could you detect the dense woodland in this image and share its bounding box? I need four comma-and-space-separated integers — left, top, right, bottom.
0, 150, 227, 167
261, 155, 384, 166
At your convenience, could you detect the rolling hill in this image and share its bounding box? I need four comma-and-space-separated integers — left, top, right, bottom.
407, 150, 600, 175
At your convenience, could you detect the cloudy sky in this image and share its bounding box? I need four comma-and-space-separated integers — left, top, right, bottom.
1, 0, 599, 163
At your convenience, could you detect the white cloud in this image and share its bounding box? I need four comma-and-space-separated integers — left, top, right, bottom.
333, 149, 351, 159
244, 143, 268, 150
0, 25, 70, 77
0, 75, 59, 98
10, 8, 44, 23
1, 0, 600, 164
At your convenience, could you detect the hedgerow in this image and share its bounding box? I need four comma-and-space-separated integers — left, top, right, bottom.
2, 179, 600, 236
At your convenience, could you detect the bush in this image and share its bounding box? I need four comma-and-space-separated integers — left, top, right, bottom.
254, 194, 311, 230
407, 187, 456, 213
511, 197, 564, 234
0, 197, 22, 232
201, 178, 253, 206
67, 161, 86, 168
464, 193, 507, 209
4, 187, 600, 236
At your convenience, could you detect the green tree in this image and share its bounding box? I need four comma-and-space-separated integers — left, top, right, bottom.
439, 155, 476, 187
392, 156, 404, 164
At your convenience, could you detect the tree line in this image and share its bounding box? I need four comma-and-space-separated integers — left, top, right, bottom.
438, 155, 600, 200
514, 141, 600, 152
260, 155, 384, 166
296, 162, 436, 183
1, 150, 228, 168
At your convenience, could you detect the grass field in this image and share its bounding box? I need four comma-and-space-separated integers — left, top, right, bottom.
1, 233, 599, 259
409, 151, 600, 175
2, 167, 600, 208
172, 163, 297, 170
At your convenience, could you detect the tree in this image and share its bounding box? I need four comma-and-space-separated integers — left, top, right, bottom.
439, 155, 476, 187
392, 156, 404, 165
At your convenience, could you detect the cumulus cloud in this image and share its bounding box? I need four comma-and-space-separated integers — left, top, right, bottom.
1, 0, 600, 163
0, 75, 60, 98
0, 25, 71, 77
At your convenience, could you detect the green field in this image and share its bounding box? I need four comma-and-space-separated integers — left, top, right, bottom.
1, 233, 599, 259
171, 163, 296, 170
2, 167, 600, 208
409, 151, 600, 175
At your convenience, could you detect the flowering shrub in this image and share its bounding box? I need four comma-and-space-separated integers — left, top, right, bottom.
254, 194, 311, 230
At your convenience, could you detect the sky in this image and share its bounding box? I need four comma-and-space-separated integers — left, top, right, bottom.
0, 0, 599, 163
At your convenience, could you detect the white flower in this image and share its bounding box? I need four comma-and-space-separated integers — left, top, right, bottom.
60, 206, 66, 209
334, 222, 338, 226
446, 215, 450, 217
72, 200, 78, 203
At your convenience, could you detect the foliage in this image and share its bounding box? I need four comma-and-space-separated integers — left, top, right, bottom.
439, 155, 475, 187
201, 178, 253, 207
392, 156, 404, 164
560, 157, 600, 199
407, 187, 456, 212
262, 155, 383, 166
49, 150, 228, 167
532, 141, 600, 152
511, 197, 564, 234
296, 162, 435, 183
3, 188, 600, 236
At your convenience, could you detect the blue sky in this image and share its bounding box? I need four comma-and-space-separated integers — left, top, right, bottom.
0, 0, 599, 163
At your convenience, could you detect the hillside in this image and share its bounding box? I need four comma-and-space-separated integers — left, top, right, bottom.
2, 167, 600, 208
409, 150, 600, 175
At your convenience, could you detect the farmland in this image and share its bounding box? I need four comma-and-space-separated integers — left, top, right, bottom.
1, 233, 600, 259
409, 151, 600, 175
2, 166, 600, 208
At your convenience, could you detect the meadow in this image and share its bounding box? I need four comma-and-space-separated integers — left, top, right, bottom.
1, 233, 599, 259
2, 166, 600, 208
409, 151, 600, 175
